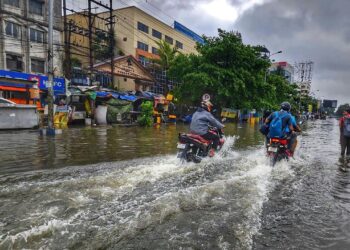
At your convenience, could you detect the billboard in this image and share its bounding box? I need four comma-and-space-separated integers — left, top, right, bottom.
174, 21, 204, 44
323, 99, 337, 108
0, 70, 65, 95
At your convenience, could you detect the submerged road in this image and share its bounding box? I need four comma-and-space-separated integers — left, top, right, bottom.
0, 119, 349, 249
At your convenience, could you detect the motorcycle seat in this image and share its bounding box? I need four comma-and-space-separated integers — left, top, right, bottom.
186, 133, 210, 145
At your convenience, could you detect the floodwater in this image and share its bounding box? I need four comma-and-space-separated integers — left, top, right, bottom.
0, 119, 348, 249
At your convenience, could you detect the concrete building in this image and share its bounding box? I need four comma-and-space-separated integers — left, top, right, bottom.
0, 0, 63, 75
270, 61, 294, 84
67, 6, 200, 92
299, 82, 311, 96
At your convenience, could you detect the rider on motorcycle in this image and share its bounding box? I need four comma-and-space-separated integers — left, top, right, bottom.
265, 102, 294, 155
190, 99, 224, 157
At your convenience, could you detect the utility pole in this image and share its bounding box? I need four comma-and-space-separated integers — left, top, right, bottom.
109, 0, 114, 88
46, 0, 55, 134
88, 0, 93, 85
63, 0, 71, 79
87, 0, 114, 87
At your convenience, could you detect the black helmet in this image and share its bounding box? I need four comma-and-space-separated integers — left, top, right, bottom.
281, 101, 291, 111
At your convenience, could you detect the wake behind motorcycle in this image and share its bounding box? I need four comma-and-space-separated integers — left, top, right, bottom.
177, 126, 225, 163
267, 137, 291, 166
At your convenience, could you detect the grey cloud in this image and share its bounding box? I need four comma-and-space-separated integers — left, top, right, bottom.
235, 0, 350, 104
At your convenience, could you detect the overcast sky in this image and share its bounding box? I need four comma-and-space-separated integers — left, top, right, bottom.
69, 0, 349, 105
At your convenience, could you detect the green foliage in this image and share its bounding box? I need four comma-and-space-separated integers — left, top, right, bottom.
70, 57, 82, 68
298, 95, 318, 113
138, 101, 154, 127
93, 31, 115, 61
169, 29, 299, 111
151, 40, 179, 95
153, 40, 179, 70
336, 103, 350, 116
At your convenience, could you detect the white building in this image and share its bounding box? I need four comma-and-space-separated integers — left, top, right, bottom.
0, 0, 62, 75
269, 61, 294, 84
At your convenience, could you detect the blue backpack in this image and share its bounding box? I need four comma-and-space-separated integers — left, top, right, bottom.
269, 111, 290, 138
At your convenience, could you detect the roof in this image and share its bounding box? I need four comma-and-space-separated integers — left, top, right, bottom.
93, 55, 155, 82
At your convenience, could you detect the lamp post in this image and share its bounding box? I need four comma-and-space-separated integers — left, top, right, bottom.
264, 50, 283, 84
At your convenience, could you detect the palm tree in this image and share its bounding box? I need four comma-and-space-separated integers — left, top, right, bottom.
152, 40, 178, 95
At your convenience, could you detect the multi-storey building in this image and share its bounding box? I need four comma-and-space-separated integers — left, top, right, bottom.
270, 61, 294, 84
0, 0, 62, 75
67, 6, 201, 92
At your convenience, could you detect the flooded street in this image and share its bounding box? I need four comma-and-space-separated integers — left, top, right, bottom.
0, 119, 349, 249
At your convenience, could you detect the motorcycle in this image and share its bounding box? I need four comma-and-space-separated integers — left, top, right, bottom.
177, 126, 225, 163
267, 137, 291, 166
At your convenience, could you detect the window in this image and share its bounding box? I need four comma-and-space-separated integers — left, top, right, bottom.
30, 29, 44, 43
137, 22, 149, 33
6, 54, 23, 72
152, 47, 159, 55
139, 56, 150, 67
175, 40, 183, 49
31, 59, 45, 74
165, 35, 173, 45
152, 29, 162, 39
5, 21, 20, 38
137, 41, 148, 52
29, 0, 43, 16
4, 0, 20, 7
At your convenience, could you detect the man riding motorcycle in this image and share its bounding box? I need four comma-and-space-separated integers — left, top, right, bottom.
190, 99, 224, 157
264, 102, 295, 156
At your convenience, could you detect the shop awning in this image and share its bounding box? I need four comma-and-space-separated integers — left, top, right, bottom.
0, 86, 27, 92
0, 76, 37, 88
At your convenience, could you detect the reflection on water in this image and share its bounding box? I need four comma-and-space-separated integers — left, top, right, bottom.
0, 122, 263, 174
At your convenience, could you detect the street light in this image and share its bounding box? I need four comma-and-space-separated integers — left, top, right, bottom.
264, 50, 283, 84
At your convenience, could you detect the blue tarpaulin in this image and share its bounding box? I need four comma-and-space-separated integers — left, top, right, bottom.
94, 91, 138, 102
118, 93, 137, 102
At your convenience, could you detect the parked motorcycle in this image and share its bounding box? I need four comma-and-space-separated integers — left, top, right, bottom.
267, 137, 291, 166
177, 126, 225, 163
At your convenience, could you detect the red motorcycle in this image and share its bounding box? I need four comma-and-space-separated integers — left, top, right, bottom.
267, 137, 291, 166
177, 126, 225, 163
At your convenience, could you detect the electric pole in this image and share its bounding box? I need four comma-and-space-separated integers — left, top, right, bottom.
109, 0, 114, 88
63, 0, 71, 79
47, 0, 55, 134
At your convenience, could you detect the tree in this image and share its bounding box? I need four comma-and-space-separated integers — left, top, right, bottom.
336, 103, 350, 116
93, 30, 116, 61
152, 40, 179, 95
170, 29, 298, 111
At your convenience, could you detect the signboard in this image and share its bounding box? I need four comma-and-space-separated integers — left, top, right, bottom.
308, 104, 313, 113
0, 70, 65, 95
174, 21, 204, 44
323, 99, 337, 108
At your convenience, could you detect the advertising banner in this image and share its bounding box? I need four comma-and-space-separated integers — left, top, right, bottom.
0, 70, 65, 95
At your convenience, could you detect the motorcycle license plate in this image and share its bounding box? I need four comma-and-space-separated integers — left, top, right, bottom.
177, 143, 186, 149
268, 147, 278, 153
